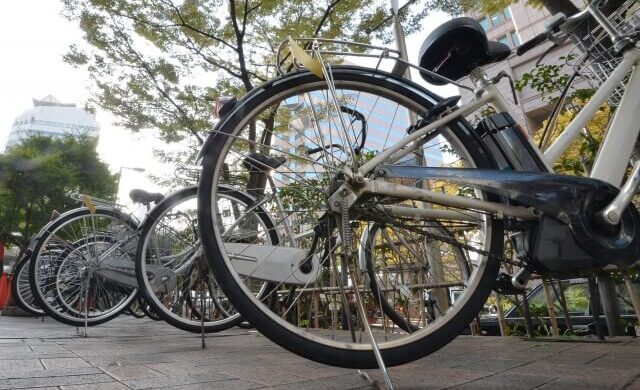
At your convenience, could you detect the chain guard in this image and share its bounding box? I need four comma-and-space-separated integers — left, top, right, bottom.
378, 166, 640, 273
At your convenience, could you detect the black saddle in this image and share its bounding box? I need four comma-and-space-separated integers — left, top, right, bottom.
419, 17, 511, 85
129, 189, 164, 206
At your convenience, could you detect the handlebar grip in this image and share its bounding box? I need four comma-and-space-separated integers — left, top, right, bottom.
516, 32, 548, 56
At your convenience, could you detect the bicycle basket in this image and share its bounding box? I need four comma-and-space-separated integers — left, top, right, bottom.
569, 0, 640, 106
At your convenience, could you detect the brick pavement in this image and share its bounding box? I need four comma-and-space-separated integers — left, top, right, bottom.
0, 315, 638, 389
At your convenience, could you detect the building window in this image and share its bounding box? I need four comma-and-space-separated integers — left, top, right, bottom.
478, 17, 490, 31
510, 31, 521, 46
490, 12, 504, 27
497, 34, 510, 47
478, 7, 511, 31
496, 30, 521, 49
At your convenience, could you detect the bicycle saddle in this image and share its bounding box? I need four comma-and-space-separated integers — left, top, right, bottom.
243, 152, 287, 172
129, 189, 164, 206
418, 17, 511, 85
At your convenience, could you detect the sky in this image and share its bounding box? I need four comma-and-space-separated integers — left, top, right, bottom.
0, 0, 453, 208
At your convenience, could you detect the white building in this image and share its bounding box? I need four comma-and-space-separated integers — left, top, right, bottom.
5, 95, 99, 150
460, 1, 587, 133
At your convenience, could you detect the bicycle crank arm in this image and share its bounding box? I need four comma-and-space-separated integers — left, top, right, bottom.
224, 243, 321, 286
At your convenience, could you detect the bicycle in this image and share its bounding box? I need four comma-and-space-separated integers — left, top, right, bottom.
28, 186, 252, 330
196, 0, 640, 368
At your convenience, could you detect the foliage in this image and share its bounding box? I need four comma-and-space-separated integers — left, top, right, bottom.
515, 57, 609, 176
63, 0, 533, 188
0, 135, 117, 250
62, 0, 465, 145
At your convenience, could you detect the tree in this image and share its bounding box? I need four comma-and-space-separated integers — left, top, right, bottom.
0, 135, 117, 250
61, 0, 477, 189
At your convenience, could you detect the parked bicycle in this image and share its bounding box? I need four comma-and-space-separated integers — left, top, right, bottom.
196, 0, 640, 368
28, 186, 248, 331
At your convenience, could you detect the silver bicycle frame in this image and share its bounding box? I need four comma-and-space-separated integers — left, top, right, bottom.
334, 45, 640, 221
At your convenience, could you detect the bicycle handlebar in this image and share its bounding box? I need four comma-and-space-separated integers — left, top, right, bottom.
516, 32, 549, 56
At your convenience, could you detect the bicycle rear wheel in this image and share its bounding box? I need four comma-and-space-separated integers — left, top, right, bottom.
198, 66, 503, 368
29, 207, 138, 327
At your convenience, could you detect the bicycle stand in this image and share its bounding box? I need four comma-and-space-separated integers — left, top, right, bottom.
200, 281, 206, 349
351, 271, 394, 390
358, 370, 387, 390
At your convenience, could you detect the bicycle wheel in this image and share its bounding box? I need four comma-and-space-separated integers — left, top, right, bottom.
198, 66, 503, 368
30, 207, 139, 327
136, 185, 275, 333
11, 251, 43, 316
362, 221, 470, 333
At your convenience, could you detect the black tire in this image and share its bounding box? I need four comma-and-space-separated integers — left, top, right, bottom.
198, 66, 503, 368
11, 251, 43, 316
363, 222, 471, 333
29, 207, 138, 327
136, 185, 277, 332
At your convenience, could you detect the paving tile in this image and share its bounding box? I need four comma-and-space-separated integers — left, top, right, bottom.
100, 364, 166, 381
0, 373, 114, 389
41, 357, 91, 369
451, 372, 556, 389
273, 374, 375, 390
0, 366, 101, 380
61, 383, 130, 390
124, 372, 235, 389
213, 363, 309, 386
156, 378, 267, 390
0, 359, 43, 370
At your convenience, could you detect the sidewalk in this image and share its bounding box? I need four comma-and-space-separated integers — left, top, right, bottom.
0, 315, 638, 389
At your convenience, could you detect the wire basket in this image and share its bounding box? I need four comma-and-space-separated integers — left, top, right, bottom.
569, 0, 640, 106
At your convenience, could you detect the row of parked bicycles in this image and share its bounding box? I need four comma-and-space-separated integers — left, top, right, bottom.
11, 184, 250, 333
8, 0, 640, 376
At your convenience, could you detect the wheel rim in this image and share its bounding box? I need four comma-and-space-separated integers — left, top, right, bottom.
139, 188, 269, 329
205, 72, 495, 354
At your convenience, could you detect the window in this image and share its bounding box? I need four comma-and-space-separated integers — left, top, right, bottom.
510, 31, 521, 47
478, 17, 490, 31
490, 12, 504, 27
497, 35, 510, 47
503, 8, 512, 20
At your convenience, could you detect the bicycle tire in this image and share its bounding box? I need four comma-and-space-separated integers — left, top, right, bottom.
136, 185, 277, 332
363, 221, 471, 333
29, 207, 139, 327
11, 251, 43, 316
198, 66, 504, 368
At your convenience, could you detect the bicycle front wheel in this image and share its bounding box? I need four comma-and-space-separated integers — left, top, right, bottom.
136, 185, 273, 332
198, 66, 503, 368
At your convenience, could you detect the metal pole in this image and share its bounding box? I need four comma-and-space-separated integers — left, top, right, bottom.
521, 293, 535, 338
201, 280, 206, 349
495, 292, 506, 337
542, 280, 560, 337
597, 272, 622, 336
623, 274, 640, 326
588, 277, 606, 341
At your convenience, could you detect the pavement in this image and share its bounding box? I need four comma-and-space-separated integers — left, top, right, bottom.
0, 315, 639, 390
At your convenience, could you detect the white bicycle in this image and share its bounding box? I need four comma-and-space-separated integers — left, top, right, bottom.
197, 0, 640, 368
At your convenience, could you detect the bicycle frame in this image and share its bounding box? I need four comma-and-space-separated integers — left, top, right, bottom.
327, 46, 640, 222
